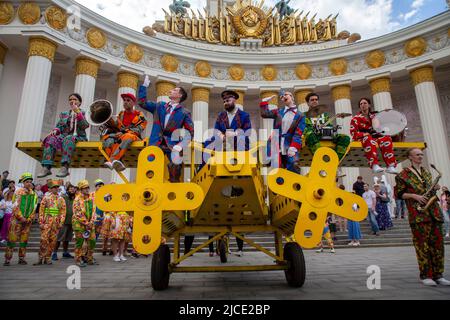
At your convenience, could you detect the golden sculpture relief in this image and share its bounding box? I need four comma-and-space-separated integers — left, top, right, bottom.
366, 50, 385, 69
86, 28, 107, 49
161, 1, 350, 47
369, 78, 391, 95
156, 81, 176, 97
410, 66, 434, 86
329, 58, 348, 76
161, 55, 179, 72
295, 89, 313, 105
331, 85, 351, 102
229, 65, 245, 81
118, 72, 139, 90
192, 87, 210, 103
18, 2, 40, 25
28, 37, 57, 62
261, 65, 277, 81
75, 57, 100, 79
405, 37, 427, 58
195, 61, 212, 78
125, 44, 144, 63
295, 64, 312, 80
0, 2, 15, 25
236, 90, 245, 106
261, 91, 278, 105
45, 6, 67, 31
0, 42, 8, 64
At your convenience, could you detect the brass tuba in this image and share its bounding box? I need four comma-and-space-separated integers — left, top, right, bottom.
416, 164, 442, 212
86, 100, 114, 127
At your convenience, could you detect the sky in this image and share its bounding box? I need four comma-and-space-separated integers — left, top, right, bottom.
74, 0, 448, 40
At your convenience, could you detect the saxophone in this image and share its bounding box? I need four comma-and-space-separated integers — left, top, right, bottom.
417, 164, 442, 212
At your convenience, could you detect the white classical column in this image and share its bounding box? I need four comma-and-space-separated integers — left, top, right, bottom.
9, 37, 57, 181
111, 71, 139, 183
0, 42, 8, 82
70, 56, 100, 184
410, 66, 450, 184
332, 84, 360, 190
192, 87, 210, 143
295, 88, 314, 113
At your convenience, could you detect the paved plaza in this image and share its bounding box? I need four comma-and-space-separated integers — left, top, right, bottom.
0, 246, 449, 300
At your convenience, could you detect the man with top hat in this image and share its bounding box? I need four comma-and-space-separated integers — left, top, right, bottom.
137, 75, 194, 182
72, 180, 96, 267
34, 180, 66, 266
259, 91, 306, 174
101, 93, 148, 172
4, 173, 38, 266
206, 90, 252, 152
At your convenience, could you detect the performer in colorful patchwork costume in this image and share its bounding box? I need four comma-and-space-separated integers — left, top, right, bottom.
394, 148, 450, 287
350, 98, 398, 174
260, 91, 306, 174
72, 180, 96, 267
138, 76, 194, 182
303, 93, 351, 161
35, 181, 66, 265
101, 94, 148, 172
4, 173, 38, 266
38, 93, 89, 178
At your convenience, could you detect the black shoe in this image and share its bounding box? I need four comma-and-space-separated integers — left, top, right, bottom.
109, 251, 113, 256
102, 251, 107, 256
18, 259, 28, 265
33, 260, 43, 266
3, 261, 10, 266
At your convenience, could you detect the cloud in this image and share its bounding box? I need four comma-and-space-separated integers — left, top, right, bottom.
73, 0, 427, 40
400, 0, 426, 21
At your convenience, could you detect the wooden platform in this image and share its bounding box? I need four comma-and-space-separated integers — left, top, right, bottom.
16, 141, 426, 169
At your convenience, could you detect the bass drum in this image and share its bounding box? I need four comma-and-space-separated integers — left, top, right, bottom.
372, 110, 407, 142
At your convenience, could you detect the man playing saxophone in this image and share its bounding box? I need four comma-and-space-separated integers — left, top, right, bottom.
100, 93, 148, 172
394, 148, 450, 287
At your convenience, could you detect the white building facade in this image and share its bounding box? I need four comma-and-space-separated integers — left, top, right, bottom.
0, 0, 449, 190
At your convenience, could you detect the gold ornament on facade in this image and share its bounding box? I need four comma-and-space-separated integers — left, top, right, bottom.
369, 78, 391, 95
366, 50, 385, 69
295, 90, 313, 105
125, 44, 144, 63
261, 91, 278, 105
45, 6, 67, 31
118, 72, 139, 91
86, 28, 107, 49
28, 37, 57, 62
195, 61, 212, 78
329, 58, 348, 76
410, 66, 434, 86
18, 2, 41, 25
75, 57, 100, 79
161, 55, 179, 73
156, 81, 176, 97
295, 64, 312, 80
230, 4, 268, 38
236, 91, 245, 106
404, 37, 427, 58
192, 87, 210, 103
229, 65, 245, 81
331, 85, 351, 102
0, 42, 8, 64
261, 65, 277, 81
0, 2, 15, 25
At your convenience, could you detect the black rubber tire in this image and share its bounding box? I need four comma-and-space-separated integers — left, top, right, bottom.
284, 242, 306, 288
151, 244, 171, 291
218, 239, 228, 263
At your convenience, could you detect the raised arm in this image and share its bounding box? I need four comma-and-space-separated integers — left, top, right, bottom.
137, 85, 158, 114
259, 101, 279, 120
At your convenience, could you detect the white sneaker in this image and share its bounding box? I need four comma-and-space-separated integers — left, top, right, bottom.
113, 256, 121, 262
316, 248, 323, 253
354, 242, 361, 247
445, 233, 449, 238
120, 255, 127, 262
436, 278, 450, 286
348, 242, 355, 246
372, 164, 385, 174
422, 278, 437, 286
330, 248, 336, 254
386, 165, 399, 174
236, 251, 243, 257
104, 162, 113, 170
